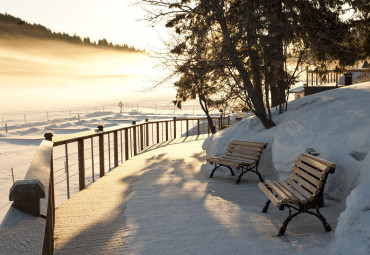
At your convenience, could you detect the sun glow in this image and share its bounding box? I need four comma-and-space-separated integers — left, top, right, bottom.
0, 38, 174, 113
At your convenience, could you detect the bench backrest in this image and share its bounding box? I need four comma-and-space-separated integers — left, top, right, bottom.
288, 153, 336, 198
225, 140, 268, 161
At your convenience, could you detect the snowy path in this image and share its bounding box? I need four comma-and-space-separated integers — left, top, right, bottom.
54, 138, 344, 255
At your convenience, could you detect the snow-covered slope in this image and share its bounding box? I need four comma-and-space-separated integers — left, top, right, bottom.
203, 82, 370, 254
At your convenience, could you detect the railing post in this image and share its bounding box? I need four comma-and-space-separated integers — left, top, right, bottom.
9, 179, 45, 216
311, 72, 313, 86
124, 128, 129, 160
173, 117, 177, 138
108, 133, 111, 171
43, 152, 55, 255
44, 132, 53, 141
186, 119, 189, 137
306, 68, 308, 85
228, 115, 230, 126
197, 119, 200, 135
140, 125, 144, 151
78, 139, 85, 191
65, 144, 70, 199
120, 131, 123, 163
132, 121, 137, 156
156, 122, 160, 143
43, 151, 55, 255
165, 121, 169, 141
91, 137, 95, 183
113, 131, 118, 167
98, 125, 105, 177
145, 119, 149, 147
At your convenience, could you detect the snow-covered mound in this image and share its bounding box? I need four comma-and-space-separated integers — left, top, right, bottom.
203, 82, 370, 253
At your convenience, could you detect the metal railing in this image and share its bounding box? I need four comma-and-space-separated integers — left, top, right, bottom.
2, 115, 230, 254
51, 116, 229, 199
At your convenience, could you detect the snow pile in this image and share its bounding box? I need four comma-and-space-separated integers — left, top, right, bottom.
330, 153, 370, 254
203, 82, 370, 253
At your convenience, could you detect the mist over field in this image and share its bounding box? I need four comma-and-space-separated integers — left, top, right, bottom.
0, 38, 175, 114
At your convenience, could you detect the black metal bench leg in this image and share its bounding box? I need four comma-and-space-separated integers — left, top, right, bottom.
304, 206, 332, 232
235, 170, 245, 184
278, 210, 301, 236
210, 164, 235, 178
255, 170, 264, 182
254, 164, 264, 182
209, 164, 220, 178
227, 166, 235, 176
312, 207, 332, 232
262, 200, 271, 213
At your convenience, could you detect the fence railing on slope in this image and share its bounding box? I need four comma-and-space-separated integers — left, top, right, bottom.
2, 115, 229, 255
51, 116, 230, 200
306, 68, 370, 86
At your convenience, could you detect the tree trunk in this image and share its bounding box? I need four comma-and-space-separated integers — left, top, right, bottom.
197, 88, 217, 134
214, 2, 275, 129
268, 0, 287, 112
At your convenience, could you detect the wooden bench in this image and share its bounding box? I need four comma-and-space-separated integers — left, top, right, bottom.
208, 140, 268, 184
258, 153, 336, 236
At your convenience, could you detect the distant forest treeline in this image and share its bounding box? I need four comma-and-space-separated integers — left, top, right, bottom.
0, 13, 142, 52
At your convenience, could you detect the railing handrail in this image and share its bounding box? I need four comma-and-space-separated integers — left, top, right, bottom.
52, 116, 226, 146
307, 68, 370, 73
306, 67, 370, 87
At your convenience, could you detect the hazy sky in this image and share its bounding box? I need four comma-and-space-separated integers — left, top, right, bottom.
0, 0, 167, 50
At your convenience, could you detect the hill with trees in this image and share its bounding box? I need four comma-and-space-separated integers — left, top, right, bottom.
0, 13, 142, 52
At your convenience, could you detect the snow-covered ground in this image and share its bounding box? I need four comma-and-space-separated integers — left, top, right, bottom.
1, 82, 369, 254
203, 82, 370, 254
0, 105, 215, 223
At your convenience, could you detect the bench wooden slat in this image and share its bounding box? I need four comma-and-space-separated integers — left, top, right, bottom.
297, 155, 330, 173
221, 156, 254, 165
225, 150, 259, 161
272, 181, 300, 204
289, 172, 319, 195
284, 178, 314, 201
294, 160, 325, 179
279, 181, 308, 204
291, 166, 322, 187
258, 182, 282, 208
302, 153, 336, 168
229, 140, 268, 148
265, 180, 290, 202
229, 144, 263, 152
229, 145, 261, 156
208, 158, 239, 168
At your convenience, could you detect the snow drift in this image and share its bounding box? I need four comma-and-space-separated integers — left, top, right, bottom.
203, 82, 370, 253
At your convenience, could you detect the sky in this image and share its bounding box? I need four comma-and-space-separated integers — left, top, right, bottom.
0, 0, 167, 50
0, 0, 178, 112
